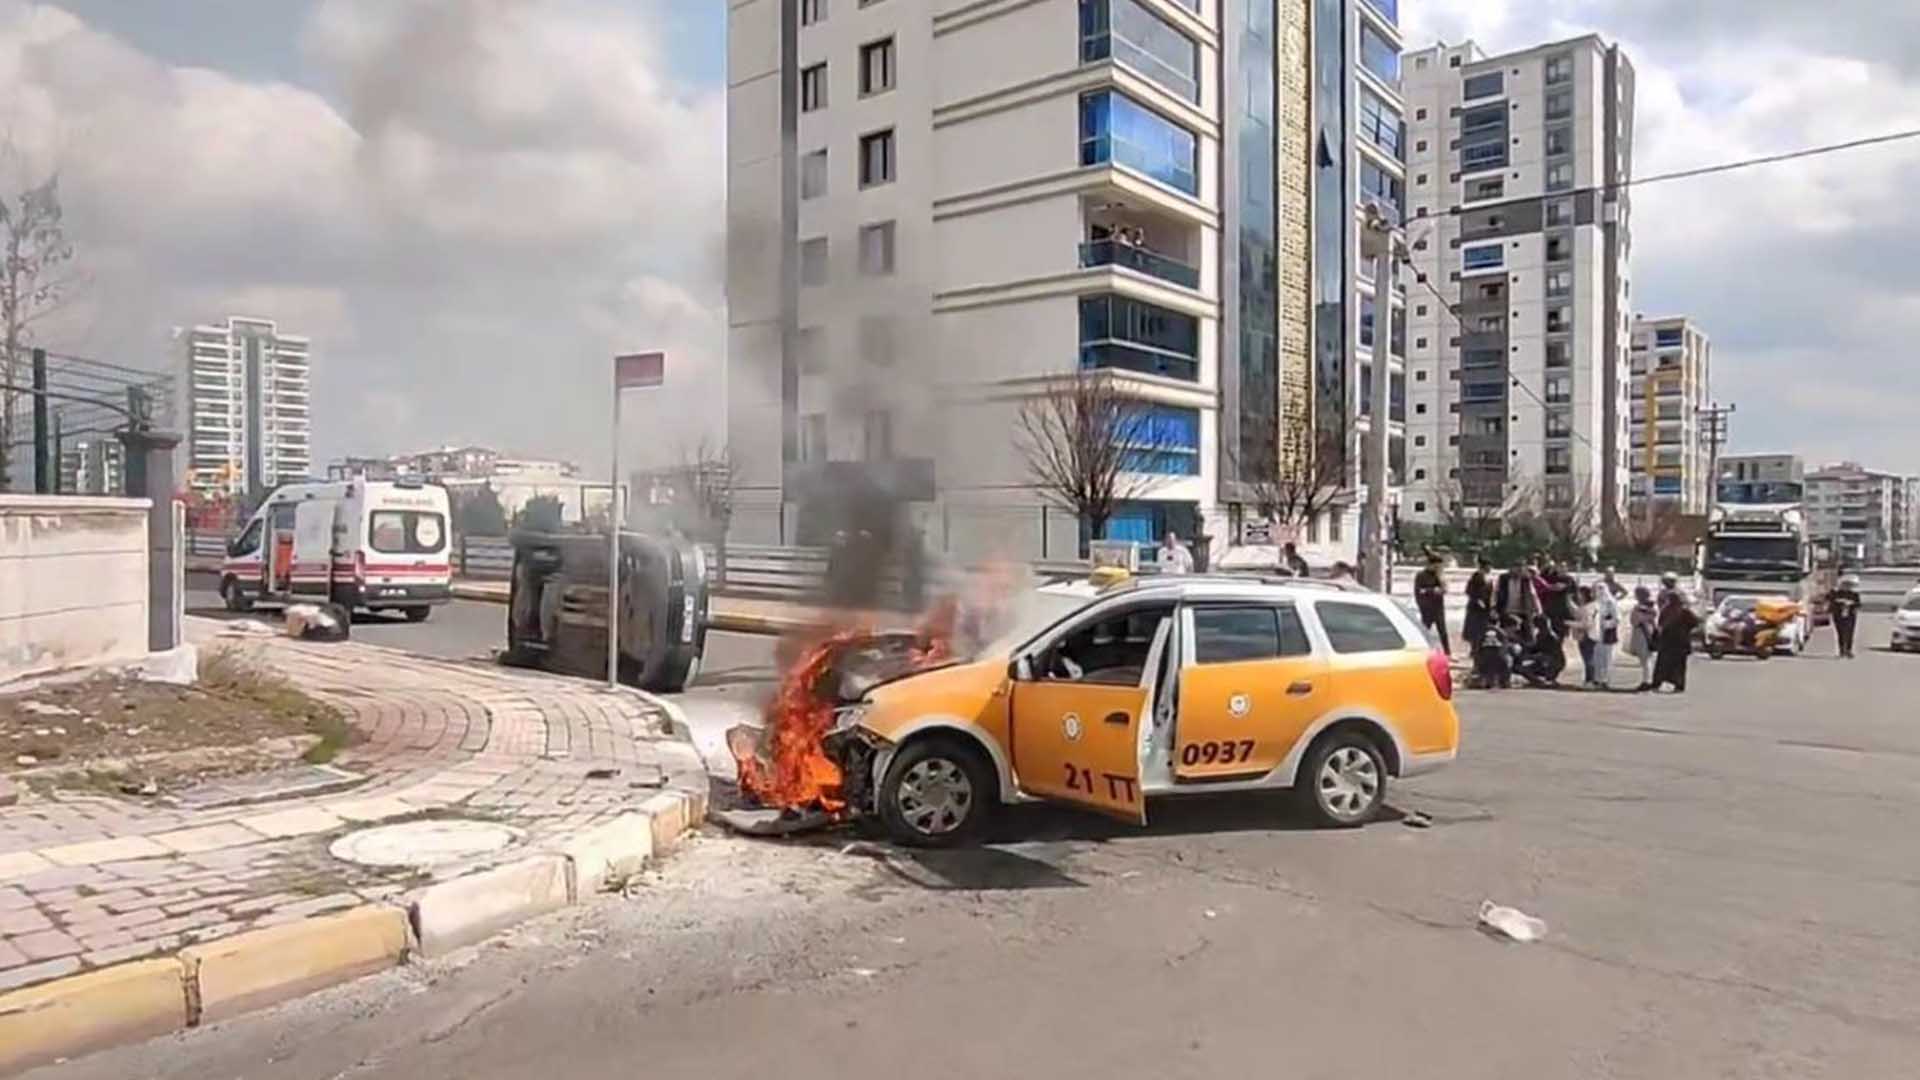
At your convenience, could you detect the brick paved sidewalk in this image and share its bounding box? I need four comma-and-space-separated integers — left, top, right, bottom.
0, 617, 704, 993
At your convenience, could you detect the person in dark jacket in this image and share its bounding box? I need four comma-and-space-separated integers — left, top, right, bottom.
1282, 541, 1311, 579
1413, 555, 1450, 654
1538, 559, 1576, 641
1463, 557, 1494, 658
1829, 574, 1863, 658
1651, 591, 1699, 692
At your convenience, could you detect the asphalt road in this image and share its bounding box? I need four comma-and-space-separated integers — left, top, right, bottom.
40, 624, 1920, 1079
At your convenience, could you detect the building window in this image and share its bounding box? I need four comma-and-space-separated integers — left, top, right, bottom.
1545, 268, 1572, 298
1544, 124, 1573, 157
1655, 326, 1685, 348
1546, 161, 1574, 192
858, 220, 895, 275
1415, 107, 1427, 120
801, 149, 828, 199
799, 413, 827, 462
1545, 232, 1571, 262
1546, 409, 1572, 438
1463, 71, 1504, 100
859, 128, 895, 186
801, 0, 825, 26
1545, 198, 1574, 226
801, 63, 827, 111
1544, 373, 1572, 404
1468, 176, 1504, 201
1358, 159, 1404, 223
1545, 445, 1571, 475
863, 410, 893, 460
800, 237, 828, 285
1079, 90, 1198, 196
1359, 23, 1398, 83
1461, 140, 1508, 170
859, 37, 895, 96
1546, 305, 1572, 333
1079, 0, 1200, 104
1462, 244, 1503, 271
1358, 90, 1403, 160
1080, 294, 1200, 381
1415, 336, 1428, 350
858, 317, 895, 366
1546, 340, 1571, 368
1544, 54, 1573, 85
1120, 405, 1201, 476
1545, 89, 1573, 119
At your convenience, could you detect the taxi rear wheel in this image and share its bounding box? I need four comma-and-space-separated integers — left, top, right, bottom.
877, 737, 995, 848
1296, 730, 1387, 829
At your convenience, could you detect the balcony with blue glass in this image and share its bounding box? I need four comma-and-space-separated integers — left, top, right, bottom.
1079, 294, 1200, 383
1080, 89, 1199, 199
1080, 198, 1200, 290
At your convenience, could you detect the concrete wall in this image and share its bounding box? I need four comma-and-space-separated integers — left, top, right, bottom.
0, 496, 152, 684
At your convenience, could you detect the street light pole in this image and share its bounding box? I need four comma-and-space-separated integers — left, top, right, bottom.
607, 383, 624, 690
1359, 204, 1396, 591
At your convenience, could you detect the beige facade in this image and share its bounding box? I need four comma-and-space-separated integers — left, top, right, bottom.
1628, 315, 1712, 514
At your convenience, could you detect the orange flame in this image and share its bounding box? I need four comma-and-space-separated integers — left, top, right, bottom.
734, 607, 957, 814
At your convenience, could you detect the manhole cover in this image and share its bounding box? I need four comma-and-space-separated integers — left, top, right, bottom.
329, 819, 523, 870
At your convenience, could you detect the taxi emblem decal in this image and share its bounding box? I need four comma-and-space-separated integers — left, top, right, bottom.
1228, 693, 1250, 718
1062, 713, 1083, 741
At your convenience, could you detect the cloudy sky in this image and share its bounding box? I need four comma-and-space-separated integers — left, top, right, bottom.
3, 0, 1917, 477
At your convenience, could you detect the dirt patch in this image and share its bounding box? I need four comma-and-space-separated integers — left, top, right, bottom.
1, 645, 360, 790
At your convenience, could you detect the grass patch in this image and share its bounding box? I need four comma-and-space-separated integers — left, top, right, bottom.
199, 645, 363, 764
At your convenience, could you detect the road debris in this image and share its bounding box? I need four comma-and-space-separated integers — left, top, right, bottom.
1402, 810, 1434, 829
585, 767, 620, 780
20, 701, 79, 717
1477, 901, 1548, 942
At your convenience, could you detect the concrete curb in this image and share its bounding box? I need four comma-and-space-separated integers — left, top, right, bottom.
0, 787, 712, 1070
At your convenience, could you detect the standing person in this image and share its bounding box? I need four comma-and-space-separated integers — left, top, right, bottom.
1282, 541, 1311, 579
1413, 554, 1450, 654
1158, 531, 1194, 575
1627, 585, 1658, 691
1539, 559, 1575, 642
1651, 591, 1700, 693
1571, 585, 1597, 687
1830, 574, 1863, 658
1591, 574, 1620, 689
1497, 561, 1540, 622
1600, 565, 1627, 601
1463, 557, 1494, 659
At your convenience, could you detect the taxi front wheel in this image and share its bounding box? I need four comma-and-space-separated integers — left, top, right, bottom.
1296, 730, 1387, 828
877, 737, 996, 848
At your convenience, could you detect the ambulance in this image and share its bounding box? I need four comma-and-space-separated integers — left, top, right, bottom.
219, 479, 453, 621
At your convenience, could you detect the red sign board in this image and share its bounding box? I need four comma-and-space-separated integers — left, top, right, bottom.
614, 351, 665, 390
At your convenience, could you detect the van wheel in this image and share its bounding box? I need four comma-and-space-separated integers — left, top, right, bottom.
877, 737, 995, 848
221, 577, 253, 613
402, 606, 431, 623
1295, 729, 1387, 828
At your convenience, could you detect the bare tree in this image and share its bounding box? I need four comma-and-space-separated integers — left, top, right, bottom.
1015, 372, 1180, 544
0, 165, 77, 490
1234, 417, 1348, 536
1509, 475, 1603, 557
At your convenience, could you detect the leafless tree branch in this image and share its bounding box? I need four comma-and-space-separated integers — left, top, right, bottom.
1015, 372, 1180, 539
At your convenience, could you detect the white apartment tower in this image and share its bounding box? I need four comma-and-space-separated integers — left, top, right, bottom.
1400, 36, 1636, 526
1627, 315, 1711, 514
728, 0, 1343, 561
182, 317, 312, 497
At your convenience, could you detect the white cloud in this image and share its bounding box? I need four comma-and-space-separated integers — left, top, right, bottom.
2, 0, 724, 474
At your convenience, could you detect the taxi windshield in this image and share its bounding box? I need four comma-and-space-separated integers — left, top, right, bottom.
977, 584, 1102, 659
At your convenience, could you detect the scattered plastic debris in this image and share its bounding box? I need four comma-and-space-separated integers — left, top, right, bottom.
20, 702, 79, 717
585, 767, 620, 780
1402, 811, 1434, 829
847, 967, 878, 978
1202, 909, 1218, 920
15, 755, 38, 767
1478, 901, 1548, 942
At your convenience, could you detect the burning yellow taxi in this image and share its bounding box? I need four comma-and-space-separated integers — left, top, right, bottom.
813, 574, 1460, 846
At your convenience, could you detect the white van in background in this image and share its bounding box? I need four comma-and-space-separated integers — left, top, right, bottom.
220, 479, 453, 621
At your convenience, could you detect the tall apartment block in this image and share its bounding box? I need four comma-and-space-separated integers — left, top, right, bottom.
181, 317, 312, 498
1399, 36, 1635, 526
1806, 461, 1915, 565
1717, 452, 1803, 504
727, 0, 1383, 562
1627, 315, 1711, 514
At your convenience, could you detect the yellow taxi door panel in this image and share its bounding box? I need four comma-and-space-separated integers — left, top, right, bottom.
1010, 681, 1149, 824
1175, 605, 1328, 781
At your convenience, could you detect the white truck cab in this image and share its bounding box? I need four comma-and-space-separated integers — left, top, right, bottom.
220, 479, 453, 620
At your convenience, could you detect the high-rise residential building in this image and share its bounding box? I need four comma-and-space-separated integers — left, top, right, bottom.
180, 317, 312, 498
727, 0, 1366, 562
1399, 36, 1636, 527
57, 437, 124, 495
1805, 461, 1912, 564
1627, 315, 1711, 514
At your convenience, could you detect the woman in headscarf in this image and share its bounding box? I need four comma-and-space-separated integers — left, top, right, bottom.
1651, 589, 1700, 693
1626, 585, 1657, 691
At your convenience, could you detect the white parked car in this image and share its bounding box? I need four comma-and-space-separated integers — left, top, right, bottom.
1892, 590, 1920, 653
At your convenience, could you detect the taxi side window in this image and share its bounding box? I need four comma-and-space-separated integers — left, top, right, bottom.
1191, 606, 1311, 664
1043, 604, 1171, 686
1315, 601, 1410, 654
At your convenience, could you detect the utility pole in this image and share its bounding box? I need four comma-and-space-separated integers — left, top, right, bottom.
30, 348, 50, 493
1697, 401, 1734, 513
1359, 203, 1396, 591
